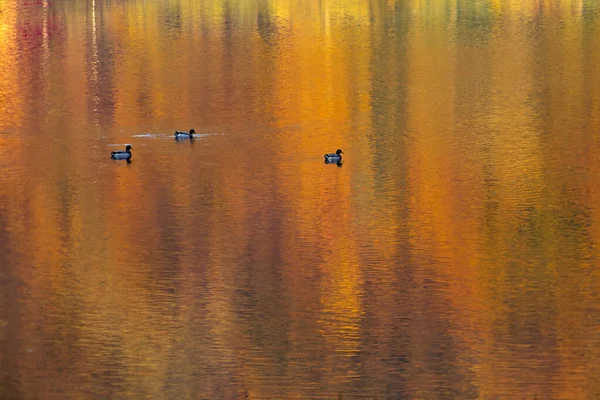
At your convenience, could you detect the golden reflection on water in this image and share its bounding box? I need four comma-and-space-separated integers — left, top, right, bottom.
1, 0, 600, 398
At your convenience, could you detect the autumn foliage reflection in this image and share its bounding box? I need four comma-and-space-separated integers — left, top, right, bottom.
0, 0, 599, 399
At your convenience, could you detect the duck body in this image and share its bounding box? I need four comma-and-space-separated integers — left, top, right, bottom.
174, 129, 195, 140
324, 149, 344, 163
111, 145, 132, 160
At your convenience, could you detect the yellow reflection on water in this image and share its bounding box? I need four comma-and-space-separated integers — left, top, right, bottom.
0, 2, 21, 130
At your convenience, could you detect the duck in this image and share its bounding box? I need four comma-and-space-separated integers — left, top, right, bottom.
174, 129, 196, 140
324, 149, 344, 163
110, 145, 132, 160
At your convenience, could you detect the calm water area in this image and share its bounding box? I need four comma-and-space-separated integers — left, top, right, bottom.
1, 0, 600, 398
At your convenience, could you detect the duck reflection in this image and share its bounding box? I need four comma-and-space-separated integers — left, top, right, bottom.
324, 158, 343, 167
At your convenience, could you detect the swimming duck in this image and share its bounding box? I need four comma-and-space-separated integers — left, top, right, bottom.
174, 129, 195, 140
324, 149, 344, 163
110, 145, 132, 160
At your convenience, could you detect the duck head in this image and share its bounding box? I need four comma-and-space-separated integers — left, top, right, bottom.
126, 145, 132, 151
336, 149, 344, 155
189, 129, 195, 136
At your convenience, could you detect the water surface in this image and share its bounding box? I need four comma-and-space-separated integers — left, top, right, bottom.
1, 0, 600, 398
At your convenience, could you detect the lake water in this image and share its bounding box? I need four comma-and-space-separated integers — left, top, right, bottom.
1, 0, 600, 398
